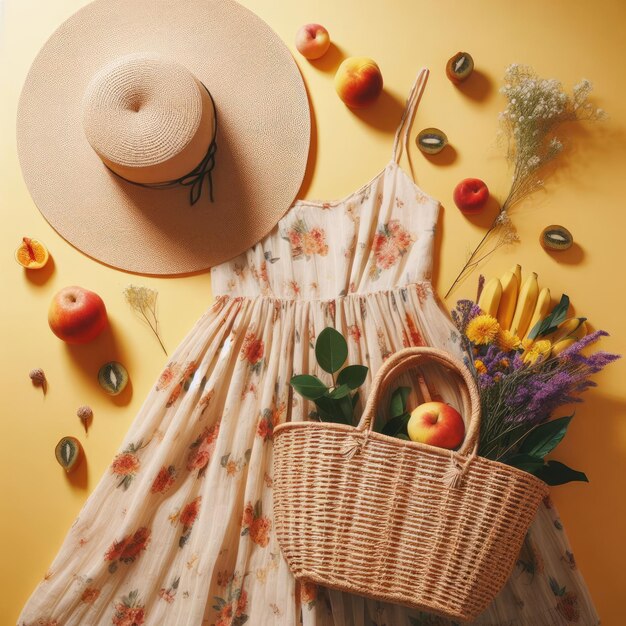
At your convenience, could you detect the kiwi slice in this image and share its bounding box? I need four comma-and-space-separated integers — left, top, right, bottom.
417, 128, 448, 155
98, 361, 129, 395
446, 51, 474, 83
55, 436, 83, 472
540, 225, 573, 251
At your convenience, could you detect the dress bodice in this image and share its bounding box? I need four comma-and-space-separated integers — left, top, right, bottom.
211, 160, 439, 300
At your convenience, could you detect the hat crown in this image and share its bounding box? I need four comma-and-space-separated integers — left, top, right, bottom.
82, 53, 215, 184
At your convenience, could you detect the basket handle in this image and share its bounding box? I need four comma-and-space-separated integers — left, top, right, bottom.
357, 347, 481, 457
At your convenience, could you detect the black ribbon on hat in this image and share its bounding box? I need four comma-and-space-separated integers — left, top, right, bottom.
107, 84, 218, 206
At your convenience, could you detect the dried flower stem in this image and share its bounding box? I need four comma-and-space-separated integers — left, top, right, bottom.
124, 285, 167, 355
445, 64, 605, 299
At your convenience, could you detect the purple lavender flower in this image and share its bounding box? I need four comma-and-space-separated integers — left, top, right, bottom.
451, 300, 481, 334
558, 330, 608, 359
505, 369, 582, 424
476, 274, 486, 302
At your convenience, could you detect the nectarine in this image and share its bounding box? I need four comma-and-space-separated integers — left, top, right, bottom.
334, 57, 383, 108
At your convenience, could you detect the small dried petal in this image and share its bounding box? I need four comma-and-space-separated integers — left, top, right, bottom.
77, 405, 93, 434
29, 368, 45, 384
29, 368, 47, 394
77, 405, 93, 420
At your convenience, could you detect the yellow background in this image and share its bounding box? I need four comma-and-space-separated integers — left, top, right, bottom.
1, 0, 624, 624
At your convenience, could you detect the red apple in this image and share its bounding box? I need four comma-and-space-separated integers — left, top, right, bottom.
48, 286, 108, 343
295, 23, 331, 60
453, 178, 489, 214
407, 401, 465, 450
334, 57, 383, 108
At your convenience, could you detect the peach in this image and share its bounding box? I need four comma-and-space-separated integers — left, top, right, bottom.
295, 23, 331, 60
334, 57, 383, 108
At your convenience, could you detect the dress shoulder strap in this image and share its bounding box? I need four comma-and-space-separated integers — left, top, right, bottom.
391, 68, 430, 178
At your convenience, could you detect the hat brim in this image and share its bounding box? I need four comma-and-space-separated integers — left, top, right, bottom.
17, 0, 310, 275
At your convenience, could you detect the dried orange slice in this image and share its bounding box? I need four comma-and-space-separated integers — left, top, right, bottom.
15, 237, 49, 269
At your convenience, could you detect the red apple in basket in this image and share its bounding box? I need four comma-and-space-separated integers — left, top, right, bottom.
407, 401, 465, 450
48, 286, 108, 343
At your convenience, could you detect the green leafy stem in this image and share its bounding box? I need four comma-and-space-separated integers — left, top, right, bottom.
502, 414, 588, 485
290, 327, 368, 424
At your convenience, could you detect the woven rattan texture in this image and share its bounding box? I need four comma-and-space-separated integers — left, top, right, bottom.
82, 54, 204, 167
16, 0, 310, 274
273, 348, 549, 622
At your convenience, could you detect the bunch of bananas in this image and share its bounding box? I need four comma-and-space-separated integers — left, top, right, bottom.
477, 264, 587, 357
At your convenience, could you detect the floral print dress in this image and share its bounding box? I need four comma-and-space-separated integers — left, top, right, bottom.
18, 69, 599, 626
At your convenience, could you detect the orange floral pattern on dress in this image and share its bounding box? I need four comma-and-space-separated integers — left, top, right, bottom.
179, 496, 202, 548
299, 580, 318, 610
110, 439, 146, 490
81, 587, 100, 604
198, 388, 215, 416
250, 259, 271, 295
105, 527, 151, 574
240, 332, 265, 373
283, 218, 329, 259
369, 220, 415, 280
212, 577, 248, 626
241, 501, 271, 547
156, 362, 180, 391
347, 324, 362, 343
551, 577, 581, 623
257, 401, 286, 442
158, 576, 180, 604
415, 282, 431, 305
220, 449, 252, 476
166, 361, 199, 408
112, 589, 145, 626
401, 313, 425, 347
187, 422, 220, 478
150, 465, 177, 494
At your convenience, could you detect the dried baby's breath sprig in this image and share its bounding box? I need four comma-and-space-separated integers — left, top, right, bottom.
445, 65, 605, 298
124, 285, 167, 355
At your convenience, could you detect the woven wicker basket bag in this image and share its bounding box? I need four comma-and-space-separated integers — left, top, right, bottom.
273, 347, 549, 622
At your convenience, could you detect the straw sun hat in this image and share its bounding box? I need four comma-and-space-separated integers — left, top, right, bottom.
17, 0, 310, 274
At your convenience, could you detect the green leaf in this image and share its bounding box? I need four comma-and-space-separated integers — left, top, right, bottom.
390, 386, 411, 418
529, 294, 570, 339
381, 413, 410, 437
290, 374, 327, 400
314, 396, 348, 424
396, 433, 411, 440
337, 364, 368, 389
350, 391, 360, 411
337, 395, 354, 424
329, 384, 351, 399
503, 453, 546, 473
535, 461, 589, 486
520, 415, 573, 458
315, 327, 348, 374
